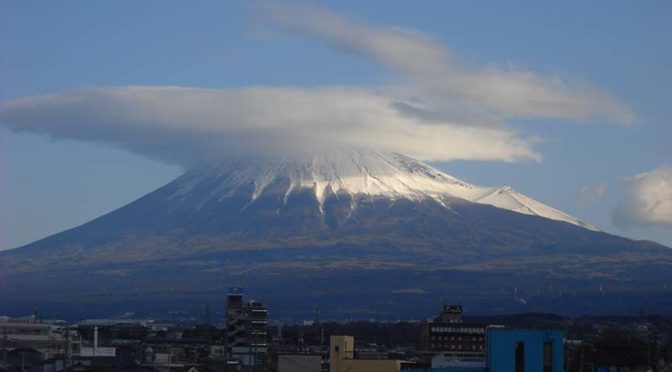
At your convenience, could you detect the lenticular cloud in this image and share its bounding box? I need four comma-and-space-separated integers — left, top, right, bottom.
0, 86, 540, 167
0, 3, 636, 169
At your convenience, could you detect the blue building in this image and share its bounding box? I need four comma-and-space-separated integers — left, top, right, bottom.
487, 329, 563, 372
403, 328, 563, 372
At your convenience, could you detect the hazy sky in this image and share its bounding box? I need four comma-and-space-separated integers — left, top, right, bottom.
1, 1, 671, 249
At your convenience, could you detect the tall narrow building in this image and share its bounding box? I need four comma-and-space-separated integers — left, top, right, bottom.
226, 287, 245, 354
225, 288, 268, 368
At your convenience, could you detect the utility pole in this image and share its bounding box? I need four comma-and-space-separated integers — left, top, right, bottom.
93, 326, 98, 358
167, 349, 172, 372
579, 343, 584, 372
64, 327, 70, 372
650, 332, 659, 372
2, 327, 7, 366
253, 336, 257, 372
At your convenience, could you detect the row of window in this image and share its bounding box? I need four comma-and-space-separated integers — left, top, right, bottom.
431, 335, 483, 342
431, 326, 485, 334
430, 343, 484, 351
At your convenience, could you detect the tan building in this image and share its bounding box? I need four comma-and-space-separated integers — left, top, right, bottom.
329, 335, 402, 372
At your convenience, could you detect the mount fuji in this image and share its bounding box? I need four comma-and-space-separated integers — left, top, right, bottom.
1, 148, 671, 319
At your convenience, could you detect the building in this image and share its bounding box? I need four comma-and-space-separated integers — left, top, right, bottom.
431, 354, 486, 370
436, 305, 463, 323
418, 305, 486, 361
330, 335, 402, 372
0, 316, 79, 360
225, 288, 268, 368
226, 288, 245, 354
486, 329, 563, 372
403, 329, 564, 372
273, 353, 322, 372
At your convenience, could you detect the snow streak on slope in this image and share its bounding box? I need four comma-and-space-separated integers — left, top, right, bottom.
170, 148, 598, 231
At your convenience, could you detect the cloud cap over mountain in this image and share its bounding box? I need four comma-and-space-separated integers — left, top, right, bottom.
0, 86, 542, 166
0, 3, 635, 168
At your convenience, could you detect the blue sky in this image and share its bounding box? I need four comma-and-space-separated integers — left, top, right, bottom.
1, 0, 671, 249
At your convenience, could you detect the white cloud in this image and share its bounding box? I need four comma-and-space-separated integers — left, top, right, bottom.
613, 165, 672, 229
258, 2, 636, 125
0, 3, 636, 169
579, 183, 607, 207
0, 86, 539, 167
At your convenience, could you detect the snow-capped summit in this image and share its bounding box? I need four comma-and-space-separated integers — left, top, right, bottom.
170, 148, 597, 230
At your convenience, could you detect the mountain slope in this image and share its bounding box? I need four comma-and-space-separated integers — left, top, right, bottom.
0, 149, 670, 319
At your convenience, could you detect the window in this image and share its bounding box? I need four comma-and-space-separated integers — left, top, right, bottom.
335, 346, 339, 352
543, 341, 553, 372
515, 341, 525, 372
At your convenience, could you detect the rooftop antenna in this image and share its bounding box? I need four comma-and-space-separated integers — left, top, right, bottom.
32, 300, 40, 321
204, 302, 212, 326
204, 302, 212, 344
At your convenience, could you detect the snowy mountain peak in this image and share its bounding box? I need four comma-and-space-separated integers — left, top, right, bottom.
170, 148, 597, 231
